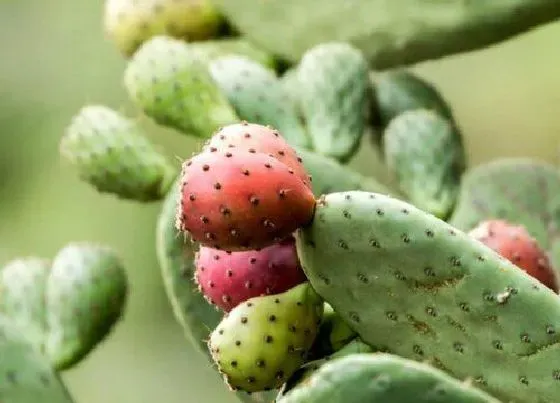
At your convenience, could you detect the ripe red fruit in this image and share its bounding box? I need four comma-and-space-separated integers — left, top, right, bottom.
469, 219, 558, 292
195, 237, 307, 312
176, 150, 316, 251
203, 122, 311, 189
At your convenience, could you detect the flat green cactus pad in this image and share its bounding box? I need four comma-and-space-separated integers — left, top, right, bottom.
210, 0, 560, 68
0, 316, 74, 402
296, 191, 560, 403
278, 353, 501, 403
449, 159, 560, 271
155, 177, 275, 403
0, 244, 128, 371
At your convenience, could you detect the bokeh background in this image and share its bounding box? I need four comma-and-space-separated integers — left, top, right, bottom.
0, 1, 558, 402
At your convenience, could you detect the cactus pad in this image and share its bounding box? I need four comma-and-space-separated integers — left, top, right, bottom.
209, 56, 309, 149
0, 316, 74, 402
124, 36, 238, 138
294, 43, 370, 163
188, 39, 276, 69
278, 353, 501, 403
61, 105, 177, 202
449, 159, 560, 272
383, 109, 466, 219
296, 191, 560, 402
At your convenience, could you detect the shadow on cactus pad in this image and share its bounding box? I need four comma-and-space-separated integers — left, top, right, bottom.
449, 159, 560, 273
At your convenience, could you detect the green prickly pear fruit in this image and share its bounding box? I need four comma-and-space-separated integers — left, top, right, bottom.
45, 243, 128, 370
208, 282, 324, 392
278, 354, 501, 403
0, 316, 75, 402
60, 105, 176, 202
208, 56, 309, 149
383, 109, 466, 219
188, 39, 277, 69
295, 42, 371, 163
124, 36, 238, 138
204, 122, 311, 189
104, 0, 225, 57
308, 303, 357, 359
175, 150, 317, 251
370, 69, 455, 137
296, 190, 560, 403
156, 177, 276, 403
449, 158, 560, 271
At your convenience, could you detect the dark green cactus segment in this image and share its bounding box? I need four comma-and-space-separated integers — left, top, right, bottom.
208, 56, 310, 149
383, 109, 466, 219
296, 148, 392, 197
370, 70, 454, 134
210, 0, 560, 69
45, 243, 128, 370
124, 36, 239, 138
296, 190, 560, 403
0, 316, 75, 402
0, 258, 49, 352
295, 43, 371, 163
278, 354, 501, 403
449, 159, 560, 270
60, 105, 176, 202
188, 39, 277, 69
156, 178, 275, 403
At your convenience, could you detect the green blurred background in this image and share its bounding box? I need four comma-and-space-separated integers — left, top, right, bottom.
0, 1, 558, 402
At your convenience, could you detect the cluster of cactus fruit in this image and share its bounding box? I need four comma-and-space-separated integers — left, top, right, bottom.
3, 1, 560, 402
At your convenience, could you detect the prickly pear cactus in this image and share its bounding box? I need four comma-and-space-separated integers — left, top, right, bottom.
278, 354, 501, 403
449, 159, 560, 271
188, 39, 277, 69
0, 316, 75, 402
0, 243, 128, 371
296, 191, 560, 402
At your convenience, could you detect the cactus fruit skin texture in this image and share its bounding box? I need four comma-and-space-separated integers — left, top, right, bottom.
203, 122, 311, 189
0, 316, 75, 403
195, 237, 307, 312
210, 0, 560, 69
104, 0, 224, 57
449, 159, 560, 271
383, 109, 466, 219
208, 282, 323, 392
176, 150, 316, 251
208, 56, 310, 149
278, 354, 501, 403
0, 244, 128, 371
469, 220, 558, 293
124, 36, 238, 138
296, 191, 560, 403
294, 43, 371, 163
60, 105, 176, 202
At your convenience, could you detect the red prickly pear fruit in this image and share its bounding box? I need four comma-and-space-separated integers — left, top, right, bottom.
203, 122, 312, 189
194, 237, 307, 312
176, 150, 316, 251
469, 219, 559, 293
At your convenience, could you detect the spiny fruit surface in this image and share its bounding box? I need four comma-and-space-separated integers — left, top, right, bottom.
124, 36, 238, 138
296, 190, 560, 403
104, 0, 224, 57
176, 150, 316, 251
208, 56, 309, 149
469, 220, 558, 293
295, 42, 371, 163
0, 316, 74, 402
208, 283, 323, 392
60, 105, 176, 202
278, 354, 501, 403
195, 237, 307, 312
203, 122, 311, 188
383, 109, 466, 219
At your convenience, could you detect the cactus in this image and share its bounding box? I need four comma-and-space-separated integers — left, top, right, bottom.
188, 39, 277, 69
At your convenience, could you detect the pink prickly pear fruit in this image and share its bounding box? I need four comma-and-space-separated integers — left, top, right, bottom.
194, 237, 307, 312
203, 122, 312, 189
176, 150, 316, 251
469, 219, 559, 293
